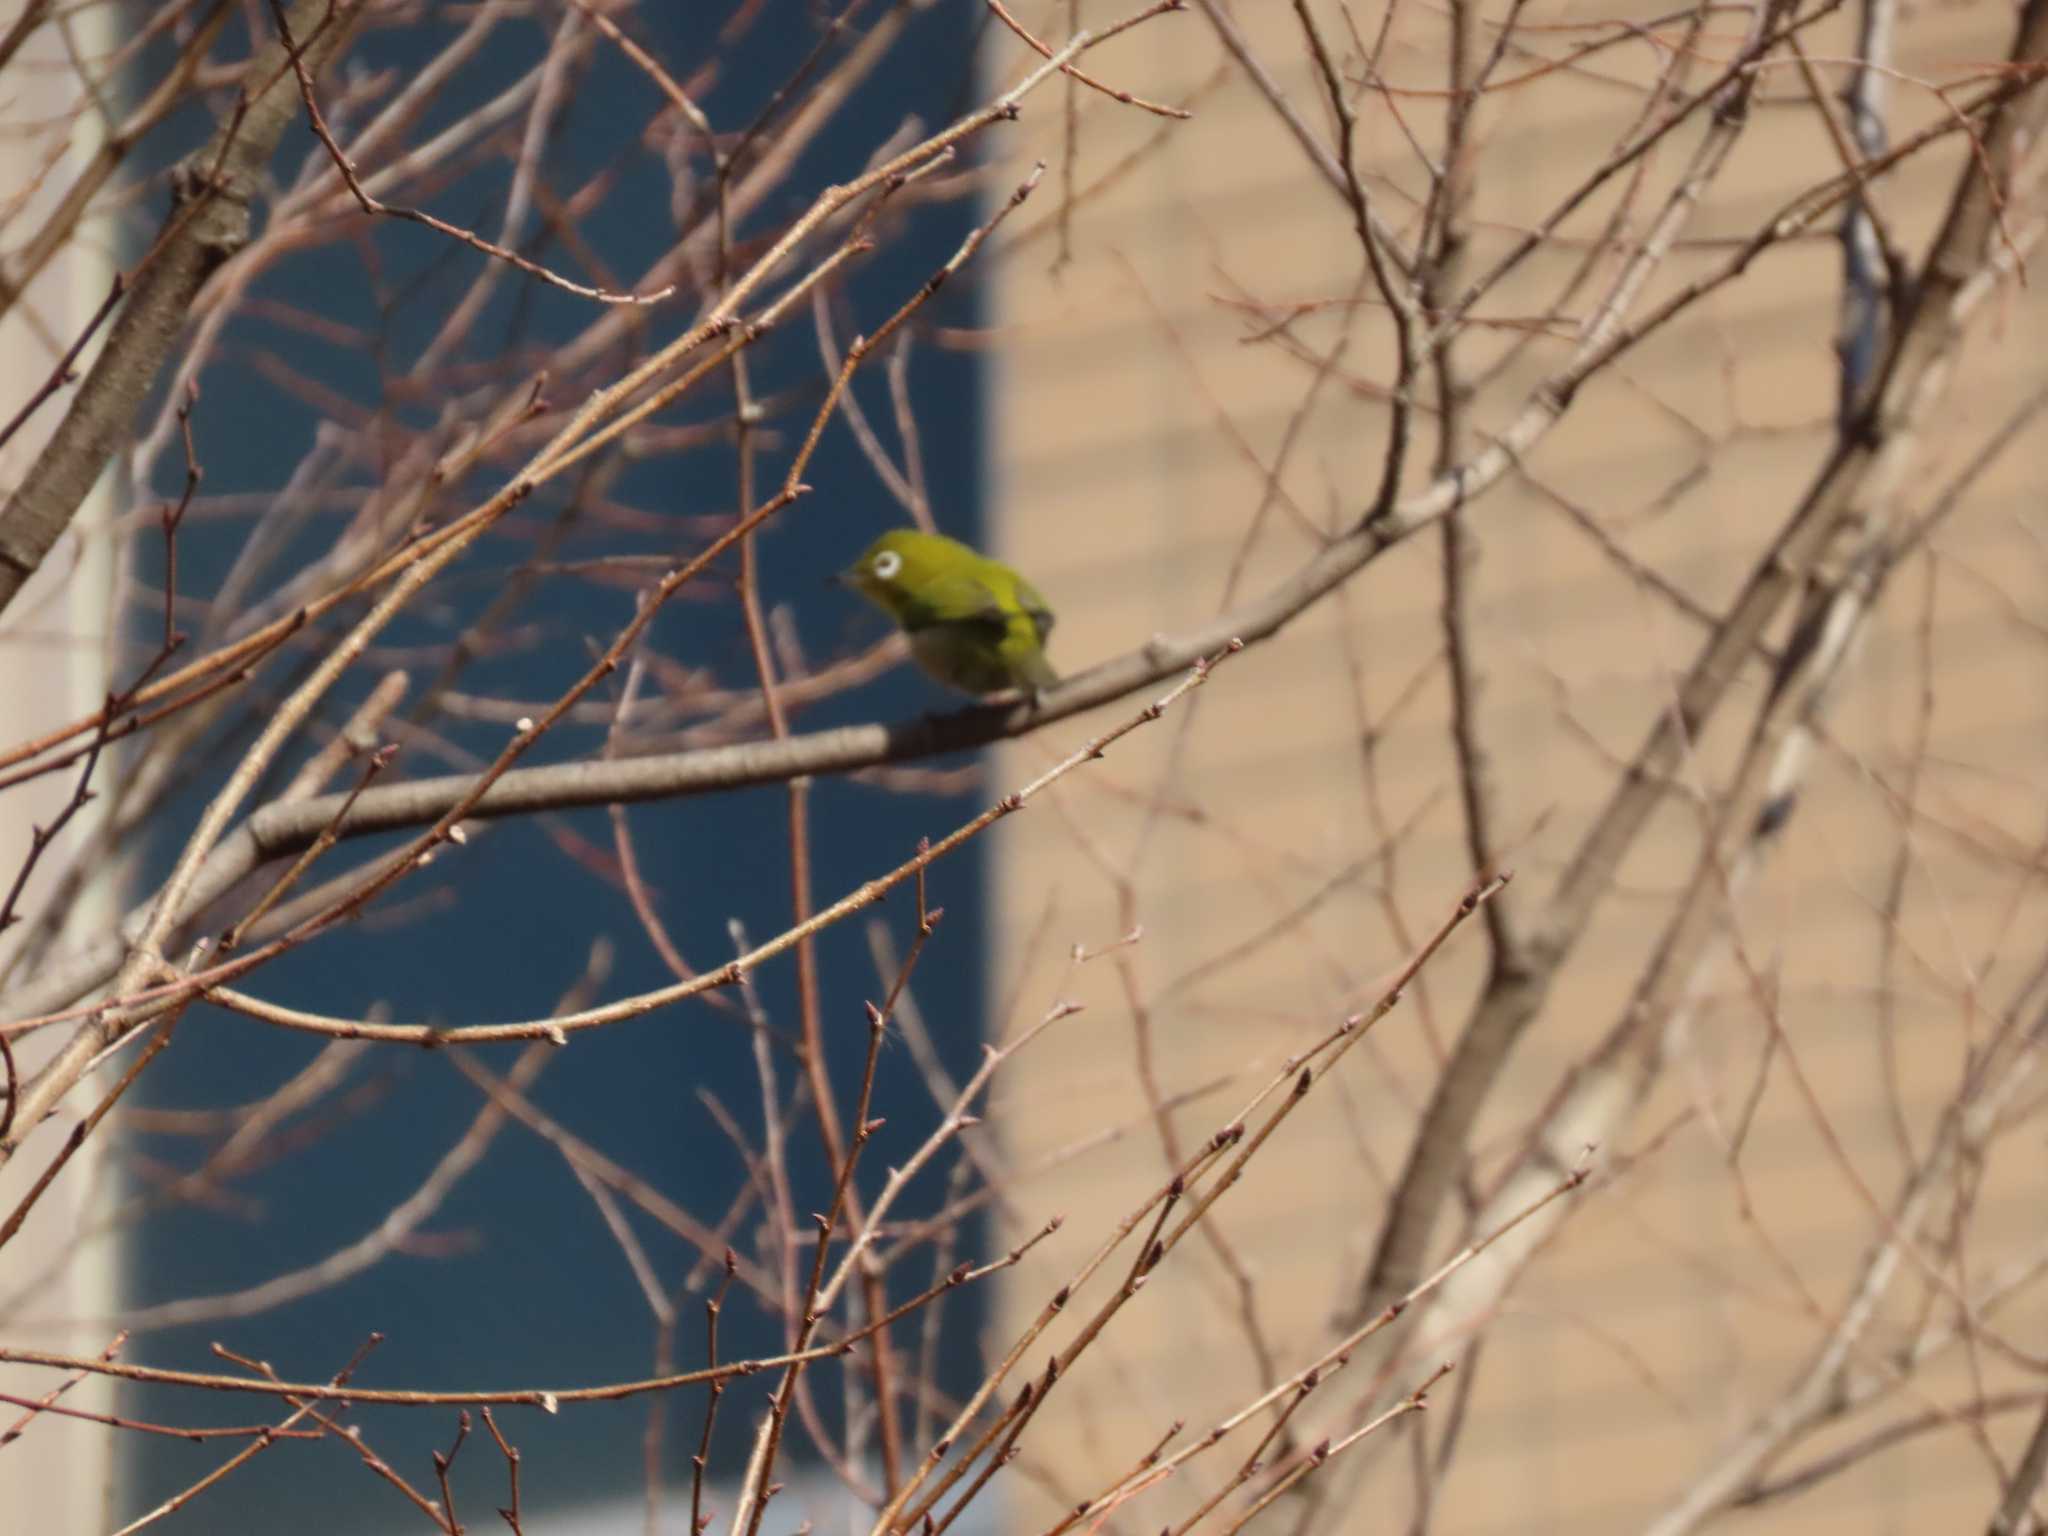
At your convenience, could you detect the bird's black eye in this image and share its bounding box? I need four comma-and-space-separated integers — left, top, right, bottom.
873, 550, 903, 580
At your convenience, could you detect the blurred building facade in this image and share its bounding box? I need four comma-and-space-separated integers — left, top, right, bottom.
0, 9, 125, 1531
984, 4, 2045, 1533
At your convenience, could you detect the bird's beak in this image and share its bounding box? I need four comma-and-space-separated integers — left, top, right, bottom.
828, 567, 859, 589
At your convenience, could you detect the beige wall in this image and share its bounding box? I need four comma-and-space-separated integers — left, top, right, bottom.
984, 4, 2044, 1533
0, 13, 126, 1532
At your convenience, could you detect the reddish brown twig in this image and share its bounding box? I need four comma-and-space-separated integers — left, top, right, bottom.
266, 0, 673, 307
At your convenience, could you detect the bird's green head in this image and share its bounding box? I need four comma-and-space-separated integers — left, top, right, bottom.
837, 529, 974, 624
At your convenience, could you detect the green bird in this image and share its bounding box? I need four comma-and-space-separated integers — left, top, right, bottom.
838, 528, 1058, 698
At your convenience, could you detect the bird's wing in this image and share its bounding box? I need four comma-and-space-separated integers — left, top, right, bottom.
897, 571, 1008, 636
1014, 576, 1055, 645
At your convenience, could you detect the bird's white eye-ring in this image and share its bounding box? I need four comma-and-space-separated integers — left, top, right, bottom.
872, 549, 903, 580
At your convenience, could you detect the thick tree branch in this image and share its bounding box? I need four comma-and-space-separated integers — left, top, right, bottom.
1, 54, 2023, 1044
1989, 1395, 2048, 1536
0, 29, 1108, 1160
1345, 0, 2048, 1333
0, 0, 351, 619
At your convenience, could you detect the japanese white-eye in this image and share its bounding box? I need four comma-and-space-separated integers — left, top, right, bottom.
838, 529, 1057, 697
